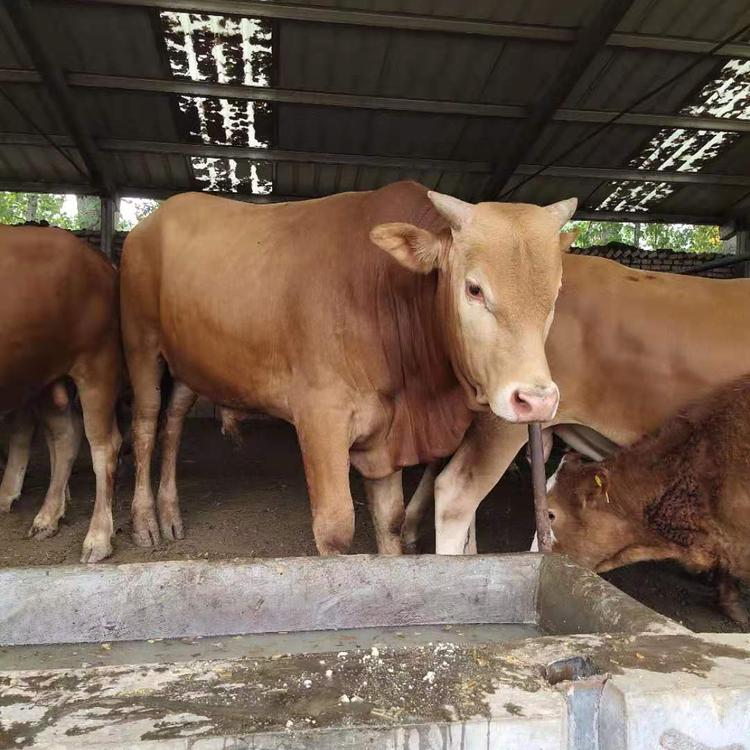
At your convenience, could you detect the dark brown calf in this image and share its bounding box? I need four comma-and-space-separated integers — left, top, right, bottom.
0, 226, 122, 562
546, 374, 750, 625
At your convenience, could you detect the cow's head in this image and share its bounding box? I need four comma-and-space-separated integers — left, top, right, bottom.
545, 453, 644, 571
370, 191, 576, 423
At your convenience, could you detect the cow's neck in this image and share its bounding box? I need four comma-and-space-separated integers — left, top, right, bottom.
374, 263, 473, 465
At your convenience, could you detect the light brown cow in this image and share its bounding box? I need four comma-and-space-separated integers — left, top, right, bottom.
546, 374, 750, 625
0, 379, 83, 535
402, 252, 750, 554
0, 226, 122, 562
120, 181, 576, 555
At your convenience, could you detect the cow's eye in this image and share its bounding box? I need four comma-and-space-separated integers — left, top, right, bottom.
466, 281, 484, 302
548, 511, 556, 521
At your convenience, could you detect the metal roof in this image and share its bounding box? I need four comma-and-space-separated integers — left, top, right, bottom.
0, 0, 749, 225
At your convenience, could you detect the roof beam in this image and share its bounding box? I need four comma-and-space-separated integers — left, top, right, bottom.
71, 0, 750, 58
3, 69, 750, 134
4, 132, 750, 188
482, 0, 637, 200
4, 0, 116, 196
513, 164, 750, 188
0, 179, 723, 225
573, 210, 719, 225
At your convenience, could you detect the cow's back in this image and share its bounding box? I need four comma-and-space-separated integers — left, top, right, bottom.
549, 254, 750, 443
0, 226, 118, 410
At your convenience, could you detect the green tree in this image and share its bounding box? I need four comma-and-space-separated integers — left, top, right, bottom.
568, 220, 721, 253
0, 192, 79, 228
116, 198, 160, 231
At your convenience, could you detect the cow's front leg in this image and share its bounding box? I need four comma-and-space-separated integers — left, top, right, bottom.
0, 406, 35, 512
363, 471, 404, 555
295, 408, 355, 555
435, 416, 528, 555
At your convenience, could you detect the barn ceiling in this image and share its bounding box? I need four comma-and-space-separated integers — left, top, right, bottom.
0, 0, 749, 226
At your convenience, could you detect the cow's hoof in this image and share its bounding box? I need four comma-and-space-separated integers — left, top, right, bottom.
28, 516, 60, 540
0, 496, 16, 513
80, 533, 113, 564
159, 512, 185, 542
725, 605, 750, 629
403, 539, 419, 555
132, 512, 161, 547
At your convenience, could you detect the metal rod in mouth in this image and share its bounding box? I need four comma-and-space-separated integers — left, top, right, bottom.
528, 422, 553, 553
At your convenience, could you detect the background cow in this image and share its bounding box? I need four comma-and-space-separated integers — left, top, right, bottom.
402, 252, 750, 554
0, 226, 122, 562
120, 181, 576, 556
546, 375, 750, 626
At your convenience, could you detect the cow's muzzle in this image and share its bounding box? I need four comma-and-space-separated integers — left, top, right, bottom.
508, 383, 559, 423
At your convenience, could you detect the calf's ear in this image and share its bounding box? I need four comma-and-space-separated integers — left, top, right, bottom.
584, 466, 610, 508
370, 222, 443, 274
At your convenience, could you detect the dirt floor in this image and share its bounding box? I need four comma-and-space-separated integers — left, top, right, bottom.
0, 418, 746, 634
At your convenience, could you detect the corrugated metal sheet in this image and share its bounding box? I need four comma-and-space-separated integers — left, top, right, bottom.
0, 0, 747, 222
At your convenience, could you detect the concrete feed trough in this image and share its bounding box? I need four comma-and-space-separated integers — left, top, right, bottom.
0, 553, 749, 749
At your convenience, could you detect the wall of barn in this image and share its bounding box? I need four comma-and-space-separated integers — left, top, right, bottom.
570, 241, 741, 279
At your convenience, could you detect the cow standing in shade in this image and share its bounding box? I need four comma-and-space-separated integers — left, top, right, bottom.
545, 375, 750, 625
0, 226, 122, 562
402, 253, 750, 555
120, 181, 577, 556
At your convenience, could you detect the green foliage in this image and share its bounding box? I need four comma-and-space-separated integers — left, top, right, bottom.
0, 192, 163, 232
0, 192, 81, 229
569, 220, 722, 253
116, 199, 161, 231
0, 193, 724, 255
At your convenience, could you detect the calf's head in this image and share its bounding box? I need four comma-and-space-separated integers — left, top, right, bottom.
370, 191, 577, 423
546, 453, 642, 571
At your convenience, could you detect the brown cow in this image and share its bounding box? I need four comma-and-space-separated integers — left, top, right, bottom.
120, 181, 577, 555
545, 374, 750, 625
0, 226, 122, 562
401, 252, 750, 554
0, 379, 83, 535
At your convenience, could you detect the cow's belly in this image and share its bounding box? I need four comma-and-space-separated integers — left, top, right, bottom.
0, 347, 70, 413
161, 334, 292, 420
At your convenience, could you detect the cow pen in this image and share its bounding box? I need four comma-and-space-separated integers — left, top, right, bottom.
2, 1, 750, 748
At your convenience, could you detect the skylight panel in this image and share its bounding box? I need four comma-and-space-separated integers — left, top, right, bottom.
161, 12, 274, 194
598, 58, 750, 213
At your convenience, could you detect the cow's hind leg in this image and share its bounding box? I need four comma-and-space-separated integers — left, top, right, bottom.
295, 408, 355, 555
72, 347, 122, 563
363, 470, 404, 555
402, 462, 438, 553
29, 395, 83, 539
0, 407, 35, 512
126, 340, 165, 548
717, 570, 749, 628
157, 381, 197, 541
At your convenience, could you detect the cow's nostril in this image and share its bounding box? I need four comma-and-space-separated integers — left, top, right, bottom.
511, 390, 533, 415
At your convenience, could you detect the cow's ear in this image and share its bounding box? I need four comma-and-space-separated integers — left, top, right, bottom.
559, 229, 579, 253
370, 222, 442, 274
